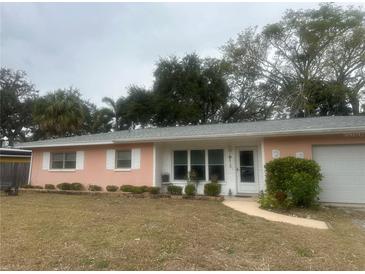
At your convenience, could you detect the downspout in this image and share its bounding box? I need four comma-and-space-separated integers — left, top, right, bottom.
260, 139, 266, 192
27, 152, 33, 185
152, 143, 156, 187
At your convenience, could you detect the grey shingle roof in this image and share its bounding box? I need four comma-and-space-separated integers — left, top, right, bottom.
15, 116, 365, 148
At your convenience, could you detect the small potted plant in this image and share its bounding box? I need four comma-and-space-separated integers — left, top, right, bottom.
161, 173, 170, 183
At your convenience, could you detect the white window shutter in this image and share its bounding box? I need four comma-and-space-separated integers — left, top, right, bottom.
131, 148, 141, 169
76, 151, 84, 170
42, 152, 50, 170
106, 149, 115, 170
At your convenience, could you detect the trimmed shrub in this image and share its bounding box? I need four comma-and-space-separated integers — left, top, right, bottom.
140, 185, 151, 193
120, 185, 136, 192
265, 157, 322, 193
88, 185, 102, 191
167, 185, 183, 195
57, 182, 72, 190
264, 157, 322, 208
204, 182, 221, 196
119, 185, 145, 194
45, 184, 55, 190
149, 187, 160, 194
106, 185, 119, 192
290, 172, 321, 207
130, 186, 145, 194
71, 182, 83, 191
184, 184, 196, 196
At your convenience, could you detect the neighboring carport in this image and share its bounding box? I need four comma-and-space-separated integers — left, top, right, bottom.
0, 148, 32, 190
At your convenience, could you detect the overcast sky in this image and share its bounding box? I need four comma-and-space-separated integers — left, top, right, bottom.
1, 2, 362, 106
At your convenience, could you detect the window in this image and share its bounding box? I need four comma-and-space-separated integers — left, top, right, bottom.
208, 149, 225, 181
51, 152, 76, 169
174, 151, 188, 180
190, 150, 205, 180
116, 150, 132, 169
173, 149, 225, 182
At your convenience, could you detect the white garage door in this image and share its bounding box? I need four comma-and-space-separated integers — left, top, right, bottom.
313, 145, 365, 204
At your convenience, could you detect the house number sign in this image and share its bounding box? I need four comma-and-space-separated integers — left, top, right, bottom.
272, 149, 280, 159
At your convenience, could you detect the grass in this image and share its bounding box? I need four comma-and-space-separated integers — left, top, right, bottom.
1, 193, 364, 270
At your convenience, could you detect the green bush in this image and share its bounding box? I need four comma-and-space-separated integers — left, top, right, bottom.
120, 185, 136, 192
88, 185, 102, 191
259, 192, 293, 209
265, 157, 322, 193
204, 182, 221, 196
56, 182, 72, 190
290, 172, 321, 207
258, 192, 278, 209
45, 184, 55, 190
264, 157, 322, 208
106, 185, 119, 192
184, 184, 196, 196
119, 185, 145, 194
149, 187, 160, 194
140, 185, 152, 193
71, 182, 83, 191
167, 185, 183, 195
131, 186, 145, 194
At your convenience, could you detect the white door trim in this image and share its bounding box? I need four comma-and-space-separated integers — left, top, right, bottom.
236, 146, 259, 194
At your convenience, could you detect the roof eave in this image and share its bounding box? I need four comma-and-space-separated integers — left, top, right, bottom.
113, 126, 365, 143
14, 126, 365, 149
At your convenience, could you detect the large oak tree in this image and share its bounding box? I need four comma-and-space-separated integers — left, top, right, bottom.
0, 68, 38, 145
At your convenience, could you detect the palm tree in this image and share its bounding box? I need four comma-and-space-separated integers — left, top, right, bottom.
33, 88, 87, 138
102, 96, 123, 130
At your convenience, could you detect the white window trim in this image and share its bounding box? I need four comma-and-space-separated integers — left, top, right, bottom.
172, 148, 226, 184
113, 168, 131, 172
48, 169, 76, 172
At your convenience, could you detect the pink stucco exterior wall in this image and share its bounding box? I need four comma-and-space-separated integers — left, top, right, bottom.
263, 133, 365, 162
30, 143, 154, 189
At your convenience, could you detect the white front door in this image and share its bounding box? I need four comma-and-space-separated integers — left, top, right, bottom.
236, 148, 259, 194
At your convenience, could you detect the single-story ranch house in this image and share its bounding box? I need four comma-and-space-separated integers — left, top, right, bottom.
16, 116, 365, 204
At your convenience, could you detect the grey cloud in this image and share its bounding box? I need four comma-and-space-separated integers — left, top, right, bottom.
2, 2, 359, 106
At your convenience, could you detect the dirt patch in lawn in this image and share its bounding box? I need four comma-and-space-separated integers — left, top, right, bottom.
1, 193, 364, 270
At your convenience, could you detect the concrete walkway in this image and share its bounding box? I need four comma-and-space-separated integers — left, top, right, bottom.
223, 198, 328, 230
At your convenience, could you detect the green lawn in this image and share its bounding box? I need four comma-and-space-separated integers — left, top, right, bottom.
1, 193, 364, 270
